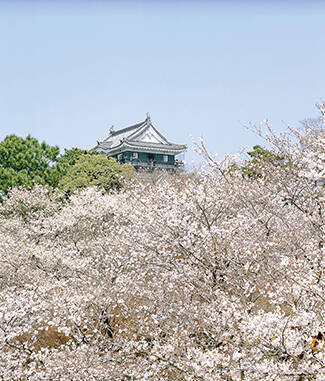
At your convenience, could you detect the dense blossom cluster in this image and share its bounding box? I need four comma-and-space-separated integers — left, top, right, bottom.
1, 113, 325, 379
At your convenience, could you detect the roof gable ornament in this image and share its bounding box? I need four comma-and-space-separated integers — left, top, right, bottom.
146, 112, 151, 122
109, 125, 115, 135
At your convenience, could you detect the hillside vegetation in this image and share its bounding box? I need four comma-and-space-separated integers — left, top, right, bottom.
1, 105, 325, 380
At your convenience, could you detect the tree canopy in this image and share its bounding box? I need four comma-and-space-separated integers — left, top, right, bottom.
241, 144, 286, 178
0, 135, 60, 202
0, 135, 134, 202
49, 147, 98, 189
58, 154, 135, 195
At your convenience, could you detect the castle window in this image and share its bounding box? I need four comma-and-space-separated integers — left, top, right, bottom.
163, 155, 168, 162
133, 152, 138, 159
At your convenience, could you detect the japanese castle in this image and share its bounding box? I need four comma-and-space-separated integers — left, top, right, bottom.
92, 114, 186, 170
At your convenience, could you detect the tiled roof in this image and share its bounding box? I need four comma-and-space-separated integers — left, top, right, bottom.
101, 120, 147, 148
104, 121, 145, 139
92, 115, 186, 155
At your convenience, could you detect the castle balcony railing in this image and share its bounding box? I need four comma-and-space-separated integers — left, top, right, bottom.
121, 159, 184, 170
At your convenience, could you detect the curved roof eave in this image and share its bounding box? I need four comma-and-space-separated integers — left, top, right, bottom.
102, 142, 186, 156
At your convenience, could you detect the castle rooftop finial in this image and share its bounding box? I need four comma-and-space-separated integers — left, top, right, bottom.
146, 112, 151, 122
109, 125, 115, 134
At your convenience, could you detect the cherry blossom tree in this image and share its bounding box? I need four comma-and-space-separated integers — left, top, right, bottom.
1, 104, 325, 380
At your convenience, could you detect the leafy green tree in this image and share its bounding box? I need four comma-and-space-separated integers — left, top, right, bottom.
58, 147, 98, 167
247, 145, 283, 162
0, 135, 60, 202
58, 154, 135, 195
50, 148, 98, 188
241, 145, 285, 178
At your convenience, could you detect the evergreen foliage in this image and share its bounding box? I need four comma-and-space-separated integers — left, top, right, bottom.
58, 154, 135, 195
50, 148, 98, 189
228, 145, 289, 180
0, 135, 134, 202
0, 135, 59, 202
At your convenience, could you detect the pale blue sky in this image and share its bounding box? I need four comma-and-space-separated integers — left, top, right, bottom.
0, 1, 324, 164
